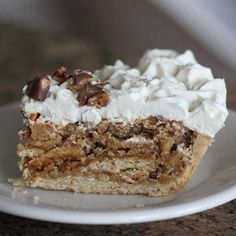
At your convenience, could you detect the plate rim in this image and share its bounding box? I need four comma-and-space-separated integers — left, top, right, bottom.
0, 183, 235, 225
0, 102, 235, 225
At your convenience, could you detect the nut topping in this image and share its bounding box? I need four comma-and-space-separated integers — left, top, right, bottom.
73, 70, 95, 85
73, 71, 109, 107
26, 76, 51, 101
77, 84, 103, 106
53, 66, 67, 84
26, 67, 109, 107
88, 92, 109, 107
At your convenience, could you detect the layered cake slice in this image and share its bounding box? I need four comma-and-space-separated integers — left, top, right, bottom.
11, 49, 228, 196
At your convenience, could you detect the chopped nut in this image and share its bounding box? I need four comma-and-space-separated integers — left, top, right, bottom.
53, 66, 67, 84
143, 117, 158, 129
85, 83, 103, 94
63, 139, 81, 148
88, 92, 109, 107
96, 120, 110, 133
62, 68, 110, 107
66, 124, 77, 133
73, 70, 95, 85
68, 70, 96, 92
28, 113, 40, 121
77, 83, 103, 106
109, 123, 131, 138
26, 76, 51, 101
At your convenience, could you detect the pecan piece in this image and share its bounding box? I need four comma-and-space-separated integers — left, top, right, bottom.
77, 84, 103, 106
53, 66, 67, 84
73, 70, 95, 85
26, 76, 51, 101
88, 92, 109, 107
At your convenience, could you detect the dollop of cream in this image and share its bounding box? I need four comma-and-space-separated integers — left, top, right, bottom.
21, 49, 228, 137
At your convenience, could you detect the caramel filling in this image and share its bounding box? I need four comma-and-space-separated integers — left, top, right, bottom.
18, 117, 196, 184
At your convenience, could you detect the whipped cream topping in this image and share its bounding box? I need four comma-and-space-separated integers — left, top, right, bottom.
21, 49, 228, 137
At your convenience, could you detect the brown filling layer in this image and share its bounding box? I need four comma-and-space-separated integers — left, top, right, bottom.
18, 116, 196, 184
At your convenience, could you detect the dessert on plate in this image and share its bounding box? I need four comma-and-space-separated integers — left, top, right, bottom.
10, 49, 228, 196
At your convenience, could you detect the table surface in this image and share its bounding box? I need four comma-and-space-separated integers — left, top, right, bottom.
0, 21, 235, 236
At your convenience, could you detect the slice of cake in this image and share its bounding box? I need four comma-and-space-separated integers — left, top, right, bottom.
10, 49, 228, 196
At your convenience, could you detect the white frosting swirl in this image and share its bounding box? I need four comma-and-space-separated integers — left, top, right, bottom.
22, 49, 228, 137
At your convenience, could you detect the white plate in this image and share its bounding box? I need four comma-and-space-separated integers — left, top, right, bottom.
0, 103, 235, 225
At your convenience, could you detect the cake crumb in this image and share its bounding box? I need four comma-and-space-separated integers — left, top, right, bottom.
11, 187, 28, 199
11, 188, 18, 199
33, 195, 40, 204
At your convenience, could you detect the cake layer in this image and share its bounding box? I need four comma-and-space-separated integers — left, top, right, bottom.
15, 116, 211, 196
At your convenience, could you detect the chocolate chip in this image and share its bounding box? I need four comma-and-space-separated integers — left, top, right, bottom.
77, 84, 103, 106
141, 128, 154, 139
149, 172, 157, 179
170, 143, 178, 153
181, 131, 194, 149
26, 76, 51, 101
130, 124, 143, 135
149, 164, 165, 179
155, 141, 161, 157
53, 66, 67, 84
73, 70, 94, 85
